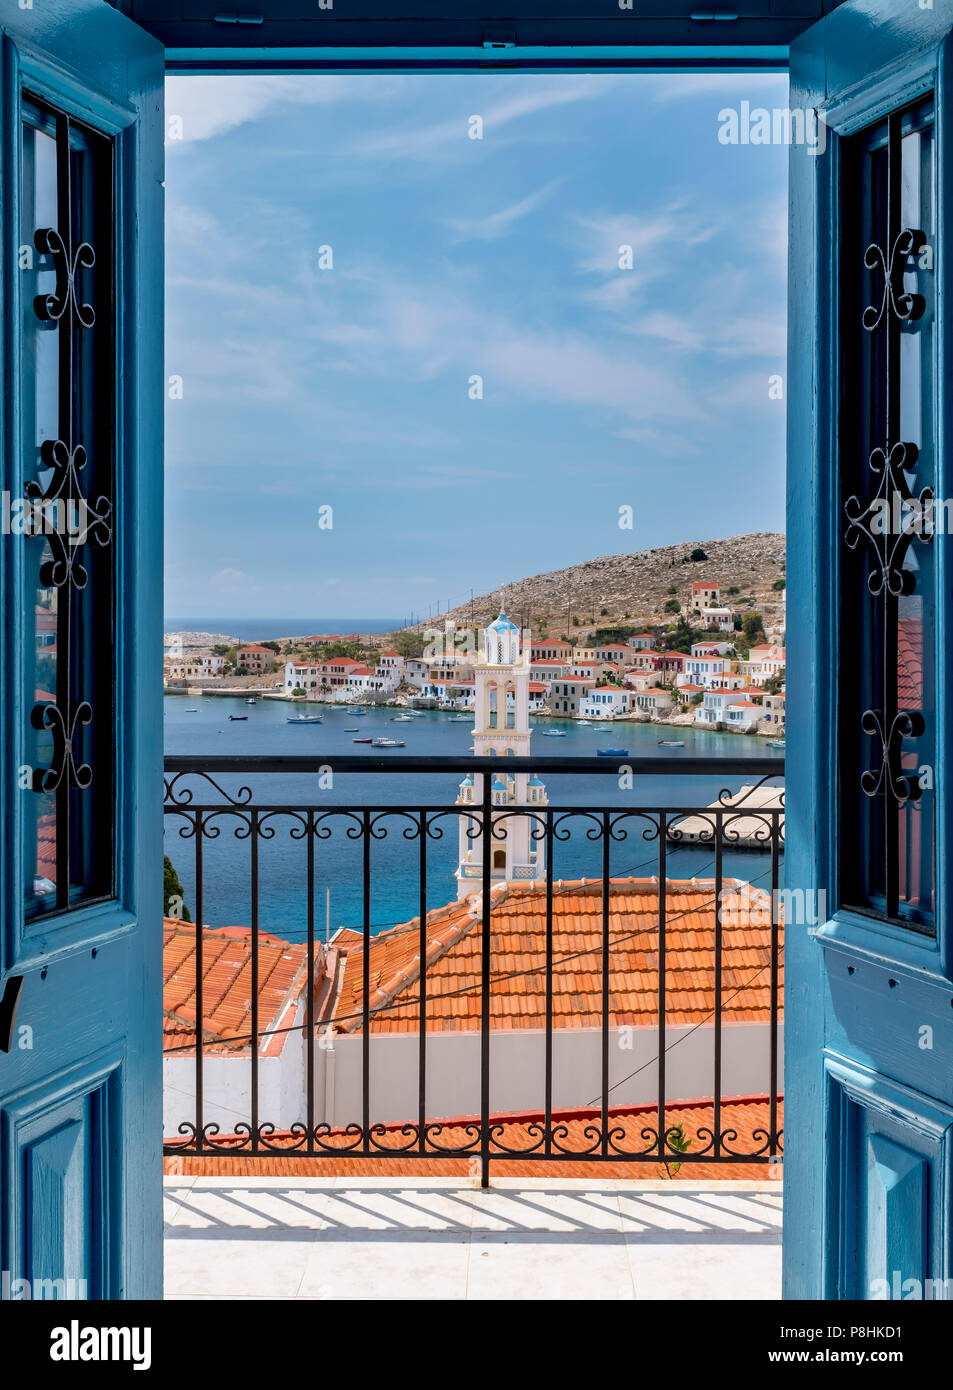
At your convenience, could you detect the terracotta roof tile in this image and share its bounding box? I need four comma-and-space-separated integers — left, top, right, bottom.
321, 879, 783, 1036
163, 919, 310, 1057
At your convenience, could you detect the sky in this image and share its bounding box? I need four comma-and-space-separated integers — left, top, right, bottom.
164, 71, 789, 622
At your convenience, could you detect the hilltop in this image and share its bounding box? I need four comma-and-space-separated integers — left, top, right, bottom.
403, 532, 785, 640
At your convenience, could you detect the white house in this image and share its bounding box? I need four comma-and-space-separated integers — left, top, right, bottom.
679, 655, 732, 688
725, 700, 763, 732
691, 640, 733, 657
375, 652, 405, 689
695, 690, 735, 727
347, 665, 390, 693
700, 606, 734, 632
582, 686, 630, 719
285, 661, 324, 693
633, 687, 674, 715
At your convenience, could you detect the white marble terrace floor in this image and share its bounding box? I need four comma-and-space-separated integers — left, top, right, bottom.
164, 1177, 782, 1300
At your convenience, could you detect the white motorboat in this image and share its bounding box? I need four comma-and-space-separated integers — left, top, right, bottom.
287, 715, 323, 724
372, 737, 404, 748
542, 729, 567, 737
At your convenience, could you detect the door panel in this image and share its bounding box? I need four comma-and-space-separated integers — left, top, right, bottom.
0, 1, 163, 1299
786, 0, 953, 1299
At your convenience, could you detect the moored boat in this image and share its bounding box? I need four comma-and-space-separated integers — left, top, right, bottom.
597, 747, 629, 757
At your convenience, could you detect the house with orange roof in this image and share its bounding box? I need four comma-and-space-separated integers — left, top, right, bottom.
530, 639, 572, 662
741, 643, 786, 686
309, 878, 783, 1130
690, 580, 720, 611
236, 643, 276, 674
162, 919, 319, 1136
632, 686, 675, 715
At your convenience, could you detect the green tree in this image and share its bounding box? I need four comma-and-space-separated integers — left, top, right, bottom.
667, 584, 677, 595
772, 578, 786, 591
600, 606, 609, 616
690, 547, 708, 562
664, 598, 680, 614
393, 631, 425, 658
163, 855, 192, 923
763, 670, 785, 694
742, 611, 764, 643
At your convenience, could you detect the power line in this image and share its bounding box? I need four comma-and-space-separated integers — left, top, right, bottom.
164, 853, 780, 1052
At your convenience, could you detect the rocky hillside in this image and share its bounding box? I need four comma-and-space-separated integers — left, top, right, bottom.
405, 532, 785, 639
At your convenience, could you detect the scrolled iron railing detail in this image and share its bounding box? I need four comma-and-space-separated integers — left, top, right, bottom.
162, 756, 784, 1180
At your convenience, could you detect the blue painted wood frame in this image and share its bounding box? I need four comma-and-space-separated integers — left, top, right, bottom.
0, 0, 164, 1298
785, 0, 953, 1300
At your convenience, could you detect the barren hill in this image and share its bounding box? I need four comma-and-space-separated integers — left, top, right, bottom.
406, 532, 785, 639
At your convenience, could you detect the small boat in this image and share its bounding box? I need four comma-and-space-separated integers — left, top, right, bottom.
577, 720, 591, 726
287, 715, 323, 724
597, 748, 629, 757
543, 729, 567, 737
391, 715, 414, 723
768, 740, 786, 750
329, 705, 347, 711
228, 715, 247, 721
372, 737, 404, 748
185, 708, 198, 713
344, 727, 359, 732
658, 740, 685, 747
246, 698, 257, 706
450, 714, 471, 722
352, 709, 367, 717
353, 737, 372, 744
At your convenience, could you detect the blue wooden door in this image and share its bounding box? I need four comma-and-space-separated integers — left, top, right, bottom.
0, 2, 164, 1299
786, 0, 953, 1299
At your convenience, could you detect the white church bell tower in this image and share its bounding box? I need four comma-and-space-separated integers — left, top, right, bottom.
455, 605, 548, 896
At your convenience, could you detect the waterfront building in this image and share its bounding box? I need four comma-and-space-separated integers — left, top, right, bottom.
581, 685, 630, 719
549, 677, 595, 716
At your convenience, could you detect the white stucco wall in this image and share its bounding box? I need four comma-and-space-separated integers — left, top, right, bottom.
165, 1022, 782, 1136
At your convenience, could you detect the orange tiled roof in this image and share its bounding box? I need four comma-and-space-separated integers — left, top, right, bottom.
164, 1094, 782, 1181
321, 878, 783, 1036
163, 919, 310, 1057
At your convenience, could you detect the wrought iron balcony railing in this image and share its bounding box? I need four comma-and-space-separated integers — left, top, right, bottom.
162, 754, 784, 1184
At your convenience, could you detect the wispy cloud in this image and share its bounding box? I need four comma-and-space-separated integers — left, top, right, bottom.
445, 179, 566, 242
165, 75, 397, 144
348, 79, 610, 160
